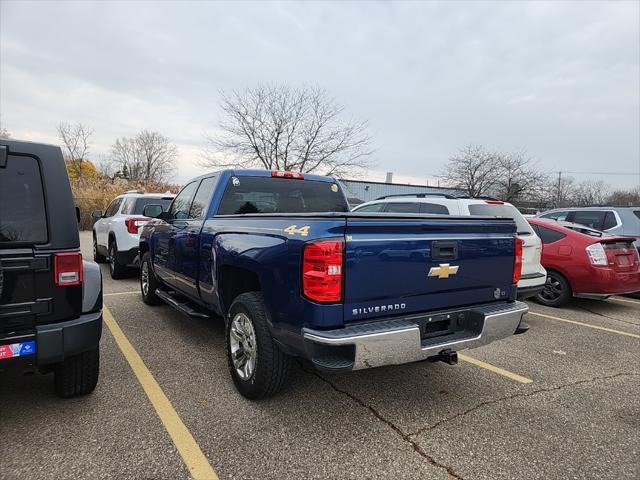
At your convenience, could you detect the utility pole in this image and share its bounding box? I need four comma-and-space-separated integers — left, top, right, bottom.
556, 171, 562, 207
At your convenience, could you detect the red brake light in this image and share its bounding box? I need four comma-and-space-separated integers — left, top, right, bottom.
484, 200, 504, 205
54, 252, 83, 287
512, 237, 523, 284
272, 171, 304, 179
302, 240, 344, 303
125, 217, 149, 234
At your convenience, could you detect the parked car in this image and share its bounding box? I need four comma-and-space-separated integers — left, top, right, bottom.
92, 191, 174, 279
528, 218, 640, 307
352, 194, 546, 299
139, 170, 528, 399
537, 206, 640, 249
0, 140, 102, 397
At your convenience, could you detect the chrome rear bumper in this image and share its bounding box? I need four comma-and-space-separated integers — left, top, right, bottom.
303, 301, 529, 371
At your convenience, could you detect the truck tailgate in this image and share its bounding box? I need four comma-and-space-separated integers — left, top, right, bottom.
344, 216, 517, 321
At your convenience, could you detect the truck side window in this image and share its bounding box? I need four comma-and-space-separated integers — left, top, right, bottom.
170, 182, 199, 220
190, 177, 217, 219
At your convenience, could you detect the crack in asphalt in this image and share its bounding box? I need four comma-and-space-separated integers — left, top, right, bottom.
297, 362, 465, 480
576, 305, 639, 327
407, 372, 640, 438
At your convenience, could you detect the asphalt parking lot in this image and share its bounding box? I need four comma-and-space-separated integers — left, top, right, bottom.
1, 231, 639, 480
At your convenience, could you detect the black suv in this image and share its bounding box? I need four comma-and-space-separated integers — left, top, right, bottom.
0, 140, 102, 397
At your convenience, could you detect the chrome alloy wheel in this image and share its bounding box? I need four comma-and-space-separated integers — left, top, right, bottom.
229, 312, 257, 380
141, 260, 150, 296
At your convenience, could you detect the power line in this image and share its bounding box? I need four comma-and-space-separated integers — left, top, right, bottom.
559, 171, 638, 176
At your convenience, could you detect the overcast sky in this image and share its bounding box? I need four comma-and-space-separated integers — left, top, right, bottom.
1, 0, 639, 188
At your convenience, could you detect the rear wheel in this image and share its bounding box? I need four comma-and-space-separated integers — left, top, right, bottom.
108, 240, 127, 279
54, 346, 100, 398
534, 271, 571, 307
140, 252, 162, 305
226, 292, 290, 399
93, 234, 106, 263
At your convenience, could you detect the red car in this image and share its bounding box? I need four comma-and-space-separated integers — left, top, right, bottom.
528, 218, 640, 307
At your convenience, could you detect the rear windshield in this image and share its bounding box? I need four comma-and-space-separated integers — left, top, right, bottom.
0, 156, 48, 244
217, 176, 349, 215
122, 197, 173, 215
468, 203, 532, 234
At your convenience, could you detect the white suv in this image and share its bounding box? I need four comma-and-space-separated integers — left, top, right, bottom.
352, 194, 547, 299
91, 191, 174, 279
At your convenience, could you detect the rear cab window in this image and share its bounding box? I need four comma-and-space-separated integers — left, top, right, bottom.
0, 155, 48, 244
468, 203, 533, 235
217, 176, 349, 215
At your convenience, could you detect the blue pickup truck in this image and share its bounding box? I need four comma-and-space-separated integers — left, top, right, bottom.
139, 169, 528, 399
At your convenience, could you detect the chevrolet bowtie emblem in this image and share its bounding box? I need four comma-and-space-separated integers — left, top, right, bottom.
428, 263, 459, 279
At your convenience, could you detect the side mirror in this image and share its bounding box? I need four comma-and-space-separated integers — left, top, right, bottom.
75, 207, 81, 224
91, 210, 103, 219
143, 204, 164, 218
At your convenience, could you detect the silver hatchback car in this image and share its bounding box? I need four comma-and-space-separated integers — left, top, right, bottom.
537, 206, 640, 248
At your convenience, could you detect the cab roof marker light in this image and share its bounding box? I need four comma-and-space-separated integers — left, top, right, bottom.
271, 171, 304, 179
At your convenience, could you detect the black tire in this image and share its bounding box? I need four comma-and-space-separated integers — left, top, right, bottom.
54, 346, 100, 398
108, 240, 127, 279
140, 252, 162, 305
534, 271, 572, 307
226, 292, 290, 400
93, 233, 107, 263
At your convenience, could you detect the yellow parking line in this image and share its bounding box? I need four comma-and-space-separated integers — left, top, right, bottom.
103, 306, 219, 480
529, 312, 640, 339
104, 291, 138, 297
458, 353, 533, 384
611, 296, 640, 306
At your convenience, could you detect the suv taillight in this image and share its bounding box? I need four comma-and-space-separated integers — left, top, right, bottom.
512, 237, 523, 284
125, 217, 149, 234
302, 240, 344, 303
54, 252, 83, 287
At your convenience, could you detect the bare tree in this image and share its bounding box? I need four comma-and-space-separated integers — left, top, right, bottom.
493, 151, 548, 202
440, 145, 499, 197
606, 187, 640, 206
0, 127, 10, 139
110, 130, 176, 182
56, 122, 94, 179
573, 180, 610, 206
202, 85, 373, 177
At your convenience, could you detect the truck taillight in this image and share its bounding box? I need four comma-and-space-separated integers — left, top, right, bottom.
302, 240, 344, 303
54, 252, 83, 287
125, 217, 149, 234
272, 171, 304, 179
512, 237, 523, 284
